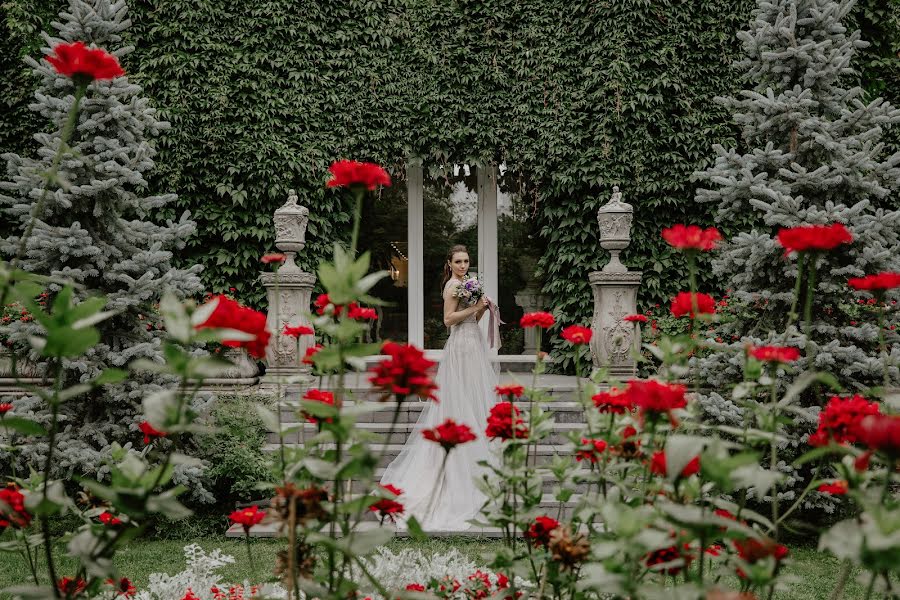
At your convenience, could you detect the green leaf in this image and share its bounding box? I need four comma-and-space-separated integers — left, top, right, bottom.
405, 515, 428, 542
0, 416, 47, 436
664, 435, 707, 483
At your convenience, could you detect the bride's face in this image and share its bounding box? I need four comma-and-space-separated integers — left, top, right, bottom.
449, 252, 469, 278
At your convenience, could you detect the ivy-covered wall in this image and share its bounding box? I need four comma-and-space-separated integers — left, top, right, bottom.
2, 0, 898, 366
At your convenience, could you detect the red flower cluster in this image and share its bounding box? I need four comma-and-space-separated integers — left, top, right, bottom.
748, 345, 801, 363
302, 389, 336, 424
369, 484, 404, 522
347, 304, 377, 320
495, 384, 525, 398
575, 438, 608, 463
327, 160, 391, 190
591, 388, 633, 414
520, 311, 555, 329
848, 272, 900, 291
649, 451, 700, 478
561, 325, 592, 344
98, 511, 122, 526
58, 577, 87, 596
776, 223, 853, 255
228, 505, 265, 533
662, 224, 722, 251
423, 419, 477, 451
625, 379, 687, 425
46, 41, 124, 81
670, 292, 716, 318
486, 402, 529, 440
138, 420, 166, 445
808, 395, 881, 447
195, 295, 271, 359
314, 293, 341, 316
302, 344, 323, 365
817, 481, 849, 495
0, 484, 31, 531
0, 403, 12, 416
260, 253, 286, 264
623, 314, 648, 323
857, 414, 900, 458
525, 515, 560, 547
106, 577, 136, 597
644, 545, 692, 575
282, 324, 314, 338
368, 342, 438, 402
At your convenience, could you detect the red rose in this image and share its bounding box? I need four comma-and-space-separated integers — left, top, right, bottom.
283, 324, 314, 338
46, 41, 124, 82
181, 591, 201, 600
347, 304, 378, 320
106, 577, 136, 597
195, 295, 271, 359
670, 292, 716, 318
520, 311, 555, 329
623, 314, 648, 323
817, 481, 849, 495
138, 420, 166, 445
326, 160, 391, 190
485, 402, 529, 440
423, 419, 477, 452
228, 505, 265, 532
314, 293, 343, 316
561, 325, 592, 344
734, 537, 789, 564
661, 224, 722, 251
748, 346, 801, 363
644, 545, 691, 575
525, 515, 560, 547
0, 484, 31, 530
591, 388, 632, 414
302, 389, 336, 424
302, 344, 323, 365
848, 272, 900, 291
856, 414, 900, 458
98, 511, 122, 526
625, 379, 687, 425
0, 403, 12, 416
368, 342, 438, 402
260, 253, 286, 264
57, 577, 87, 596
809, 395, 881, 447
405, 583, 425, 592
575, 438, 608, 463
495, 384, 525, 398
649, 451, 700, 477
369, 484, 404, 522
777, 223, 853, 255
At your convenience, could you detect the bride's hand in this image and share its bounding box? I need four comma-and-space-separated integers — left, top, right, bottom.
480, 297, 490, 310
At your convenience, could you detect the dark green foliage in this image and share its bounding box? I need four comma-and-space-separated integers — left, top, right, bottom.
1, 0, 897, 371
196, 394, 275, 505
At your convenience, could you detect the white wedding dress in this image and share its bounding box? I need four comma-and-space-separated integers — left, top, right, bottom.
380, 279, 498, 531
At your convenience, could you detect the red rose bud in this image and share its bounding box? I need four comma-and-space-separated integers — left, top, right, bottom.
817, 481, 849, 495
46, 41, 124, 81
777, 223, 852, 255
495, 384, 525, 398
369, 484, 404, 522
326, 160, 391, 190
260, 253, 286, 264
848, 272, 900, 291
283, 324, 314, 338
138, 420, 167, 445
422, 419, 477, 452
520, 311, 555, 329
661, 224, 722, 251
748, 345, 801, 363
524, 515, 560, 547
623, 314, 648, 323
670, 292, 716, 318
561, 324, 592, 344
229, 505, 265, 532
98, 511, 122, 526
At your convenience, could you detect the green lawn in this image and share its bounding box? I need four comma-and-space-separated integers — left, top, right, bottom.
0, 536, 871, 598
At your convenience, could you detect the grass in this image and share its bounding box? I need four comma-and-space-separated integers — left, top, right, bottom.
0, 535, 872, 598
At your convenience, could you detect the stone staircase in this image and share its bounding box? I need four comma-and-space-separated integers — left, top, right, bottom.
229, 373, 597, 538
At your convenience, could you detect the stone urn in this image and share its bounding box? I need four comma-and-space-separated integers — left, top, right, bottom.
596, 185, 632, 274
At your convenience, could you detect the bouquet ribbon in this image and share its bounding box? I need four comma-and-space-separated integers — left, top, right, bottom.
486, 299, 505, 349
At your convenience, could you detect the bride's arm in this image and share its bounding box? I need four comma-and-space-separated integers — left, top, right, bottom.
443, 282, 482, 328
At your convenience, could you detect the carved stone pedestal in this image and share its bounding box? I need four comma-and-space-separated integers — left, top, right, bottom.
589, 271, 642, 376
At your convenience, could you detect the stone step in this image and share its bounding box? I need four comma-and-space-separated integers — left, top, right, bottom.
265, 443, 576, 468
277, 400, 589, 425
268, 421, 588, 445
349, 468, 593, 494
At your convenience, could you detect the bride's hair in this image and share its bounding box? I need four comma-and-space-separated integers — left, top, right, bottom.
440, 244, 469, 290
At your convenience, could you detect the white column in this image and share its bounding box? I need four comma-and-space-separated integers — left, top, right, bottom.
407, 163, 424, 348
477, 165, 499, 355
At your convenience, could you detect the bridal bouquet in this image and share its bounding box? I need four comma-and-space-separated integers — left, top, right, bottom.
453, 274, 484, 306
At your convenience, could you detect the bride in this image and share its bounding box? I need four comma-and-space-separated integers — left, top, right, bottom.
380, 244, 499, 531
